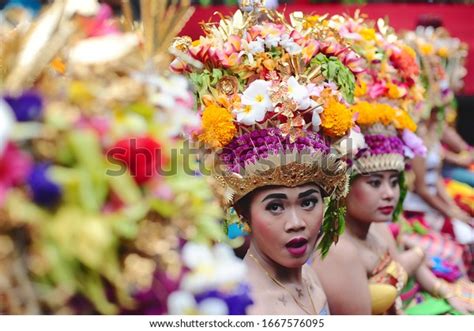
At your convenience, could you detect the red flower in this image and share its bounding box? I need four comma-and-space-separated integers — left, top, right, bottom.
107, 136, 167, 185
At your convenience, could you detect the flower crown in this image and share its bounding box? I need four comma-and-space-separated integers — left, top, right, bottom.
326, 12, 425, 120
171, 6, 366, 254
315, 13, 426, 175
403, 26, 455, 117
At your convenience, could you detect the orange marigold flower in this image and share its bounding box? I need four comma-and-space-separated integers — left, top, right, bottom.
321, 97, 353, 138
394, 109, 417, 132
355, 80, 367, 97
377, 103, 396, 126
198, 105, 236, 148
351, 101, 378, 127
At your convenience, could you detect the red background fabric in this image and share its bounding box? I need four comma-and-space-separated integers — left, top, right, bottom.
179, 3, 474, 95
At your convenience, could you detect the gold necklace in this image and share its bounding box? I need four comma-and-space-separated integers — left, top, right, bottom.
248, 253, 317, 315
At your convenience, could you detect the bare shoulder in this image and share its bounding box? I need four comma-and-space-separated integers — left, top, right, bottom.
311, 236, 372, 314
313, 235, 360, 267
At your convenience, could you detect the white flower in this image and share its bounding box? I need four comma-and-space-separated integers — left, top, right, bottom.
182, 242, 214, 269
241, 80, 272, 107
179, 242, 247, 294
235, 80, 272, 125
336, 129, 366, 156
312, 105, 324, 132
265, 34, 280, 49
248, 37, 265, 54
279, 34, 302, 54
234, 104, 268, 126
167, 291, 197, 315
287, 76, 311, 110
199, 298, 228, 315
0, 99, 15, 155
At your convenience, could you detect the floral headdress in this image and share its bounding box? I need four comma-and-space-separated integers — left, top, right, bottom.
171, 5, 366, 255
0, 1, 250, 315
405, 25, 468, 125
322, 13, 427, 221
403, 26, 457, 118
321, 12, 426, 175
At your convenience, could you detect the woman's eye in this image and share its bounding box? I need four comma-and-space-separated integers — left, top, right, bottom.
368, 180, 381, 188
301, 198, 318, 209
391, 179, 399, 188
266, 202, 283, 213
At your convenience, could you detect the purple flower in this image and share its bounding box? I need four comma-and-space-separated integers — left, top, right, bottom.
219, 128, 330, 172
402, 129, 427, 158
363, 134, 404, 156
3, 90, 43, 122
27, 163, 62, 207
195, 283, 253, 315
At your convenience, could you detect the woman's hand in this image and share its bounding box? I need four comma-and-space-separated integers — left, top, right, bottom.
447, 206, 473, 225
447, 296, 473, 314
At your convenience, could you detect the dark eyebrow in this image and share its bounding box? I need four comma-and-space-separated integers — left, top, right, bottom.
369, 174, 383, 179
261, 193, 287, 202
298, 189, 319, 199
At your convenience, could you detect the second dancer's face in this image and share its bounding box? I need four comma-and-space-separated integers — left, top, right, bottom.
347, 170, 401, 223
248, 184, 324, 268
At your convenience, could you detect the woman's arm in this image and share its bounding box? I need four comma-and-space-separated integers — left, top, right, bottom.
441, 126, 471, 154
411, 156, 453, 218
415, 264, 472, 314
311, 239, 371, 315
373, 223, 423, 276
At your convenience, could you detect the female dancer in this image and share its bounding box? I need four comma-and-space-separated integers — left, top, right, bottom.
171, 5, 364, 314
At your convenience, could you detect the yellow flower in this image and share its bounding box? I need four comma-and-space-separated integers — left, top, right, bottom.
394, 109, 417, 132
437, 47, 449, 58
364, 46, 377, 62
402, 45, 417, 59
420, 42, 434, 56
377, 103, 396, 126
355, 80, 367, 97
387, 82, 404, 99
360, 28, 376, 41
351, 101, 377, 126
303, 15, 319, 29
198, 105, 236, 148
321, 97, 353, 138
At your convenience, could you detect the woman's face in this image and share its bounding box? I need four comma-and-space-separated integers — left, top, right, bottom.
347, 171, 400, 223
248, 184, 324, 268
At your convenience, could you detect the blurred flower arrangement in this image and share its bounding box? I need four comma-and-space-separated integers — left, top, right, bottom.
327, 11, 425, 120
403, 26, 456, 118
0, 0, 251, 315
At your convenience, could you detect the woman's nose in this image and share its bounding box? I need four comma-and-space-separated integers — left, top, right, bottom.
284, 209, 306, 232
381, 182, 395, 201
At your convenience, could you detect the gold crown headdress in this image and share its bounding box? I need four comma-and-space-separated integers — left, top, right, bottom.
171, 4, 370, 254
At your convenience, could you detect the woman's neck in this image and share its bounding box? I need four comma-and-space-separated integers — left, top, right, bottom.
247, 242, 303, 285
345, 213, 372, 240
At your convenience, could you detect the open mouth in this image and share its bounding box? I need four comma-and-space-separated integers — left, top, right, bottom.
285, 237, 308, 257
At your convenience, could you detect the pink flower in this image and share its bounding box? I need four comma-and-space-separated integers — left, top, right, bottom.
343, 51, 366, 74
368, 81, 387, 99
0, 143, 32, 207
81, 4, 120, 37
